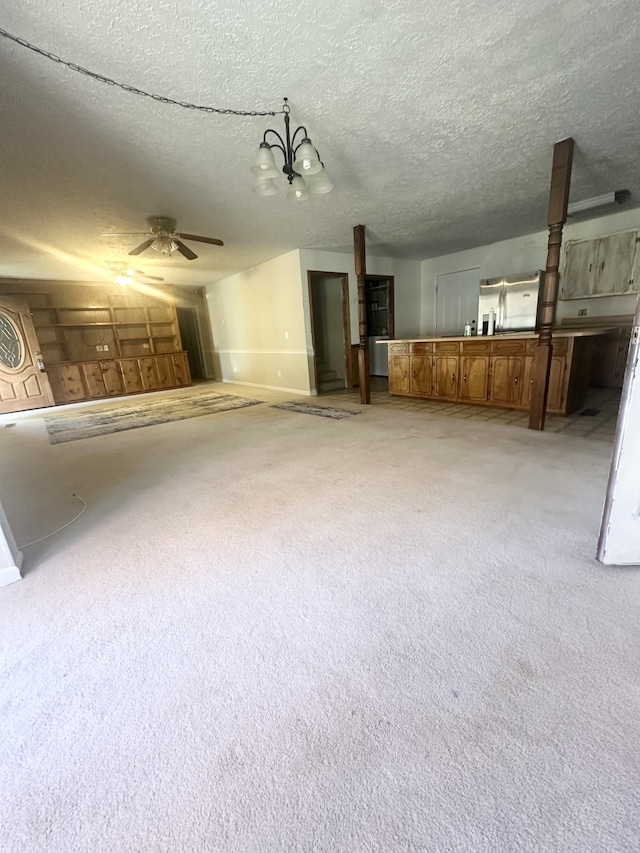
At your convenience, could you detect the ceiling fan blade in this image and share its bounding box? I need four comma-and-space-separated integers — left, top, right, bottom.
128, 237, 156, 256
173, 239, 198, 261
175, 232, 224, 247
139, 274, 165, 282
101, 232, 150, 237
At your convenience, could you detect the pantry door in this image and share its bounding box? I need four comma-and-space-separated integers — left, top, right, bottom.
0, 296, 55, 414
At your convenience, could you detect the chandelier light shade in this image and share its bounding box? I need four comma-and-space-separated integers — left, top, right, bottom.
252, 98, 332, 201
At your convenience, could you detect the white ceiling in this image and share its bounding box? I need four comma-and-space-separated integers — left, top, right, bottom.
1, 0, 639, 287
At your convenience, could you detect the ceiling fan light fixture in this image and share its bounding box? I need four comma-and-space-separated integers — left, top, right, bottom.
114, 273, 133, 287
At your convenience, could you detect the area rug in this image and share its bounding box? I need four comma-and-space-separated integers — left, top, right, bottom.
272, 401, 362, 419
45, 391, 263, 443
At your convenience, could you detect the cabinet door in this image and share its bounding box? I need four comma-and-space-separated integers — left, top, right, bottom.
459, 355, 489, 402
389, 355, 409, 394
139, 357, 160, 391
432, 356, 459, 399
119, 358, 144, 393
81, 362, 107, 398
561, 239, 599, 299
101, 360, 124, 396
490, 356, 524, 405
155, 355, 176, 389
59, 364, 86, 401
410, 355, 432, 396
523, 356, 565, 411
172, 352, 192, 387
592, 231, 638, 295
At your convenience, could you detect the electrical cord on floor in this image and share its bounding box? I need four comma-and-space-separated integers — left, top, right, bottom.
19, 494, 87, 548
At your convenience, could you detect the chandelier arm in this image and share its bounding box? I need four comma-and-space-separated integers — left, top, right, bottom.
290, 126, 310, 152
262, 128, 286, 153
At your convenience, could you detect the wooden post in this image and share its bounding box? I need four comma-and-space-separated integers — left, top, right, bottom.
528, 138, 574, 431
354, 224, 371, 404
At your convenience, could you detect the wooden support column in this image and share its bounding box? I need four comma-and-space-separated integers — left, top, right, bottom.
528, 137, 574, 431
354, 224, 371, 404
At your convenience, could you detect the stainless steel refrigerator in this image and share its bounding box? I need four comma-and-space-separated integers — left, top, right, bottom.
477, 271, 544, 334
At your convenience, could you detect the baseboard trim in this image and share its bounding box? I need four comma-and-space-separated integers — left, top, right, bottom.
221, 379, 311, 396
0, 564, 22, 588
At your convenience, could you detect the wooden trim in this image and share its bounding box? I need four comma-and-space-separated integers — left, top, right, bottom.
354, 225, 370, 403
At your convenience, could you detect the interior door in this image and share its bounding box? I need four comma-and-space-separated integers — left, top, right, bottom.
0, 295, 55, 413
435, 268, 481, 335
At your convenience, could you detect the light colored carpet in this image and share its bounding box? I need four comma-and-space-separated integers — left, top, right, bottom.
44, 390, 262, 443
1, 383, 638, 852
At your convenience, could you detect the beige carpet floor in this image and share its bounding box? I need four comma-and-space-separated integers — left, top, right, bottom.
1, 382, 638, 852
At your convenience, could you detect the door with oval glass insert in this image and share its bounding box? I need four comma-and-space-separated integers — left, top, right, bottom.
0, 296, 55, 413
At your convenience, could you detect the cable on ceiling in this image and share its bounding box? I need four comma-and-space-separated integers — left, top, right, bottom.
0, 27, 282, 117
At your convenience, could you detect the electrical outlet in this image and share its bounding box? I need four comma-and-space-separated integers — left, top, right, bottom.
277, 369, 282, 377
578, 308, 587, 316
103, 344, 109, 351
284, 331, 289, 340
143, 343, 150, 349
96, 345, 103, 351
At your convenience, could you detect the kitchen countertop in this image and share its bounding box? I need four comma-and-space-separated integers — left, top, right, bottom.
378, 328, 614, 343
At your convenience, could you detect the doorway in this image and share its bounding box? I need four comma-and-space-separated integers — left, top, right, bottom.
308, 272, 352, 394
365, 275, 394, 379
176, 306, 206, 381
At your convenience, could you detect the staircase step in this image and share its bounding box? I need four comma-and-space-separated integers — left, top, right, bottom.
318, 369, 338, 383
319, 378, 347, 393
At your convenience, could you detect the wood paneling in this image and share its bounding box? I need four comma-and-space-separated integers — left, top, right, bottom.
459, 355, 489, 402
410, 356, 432, 396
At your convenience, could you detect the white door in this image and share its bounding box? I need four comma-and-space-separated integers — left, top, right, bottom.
435, 269, 481, 336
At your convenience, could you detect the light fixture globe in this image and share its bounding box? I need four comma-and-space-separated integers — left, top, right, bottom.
292, 140, 322, 176
305, 167, 333, 195
251, 143, 279, 178
253, 177, 278, 197
286, 175, 310, 201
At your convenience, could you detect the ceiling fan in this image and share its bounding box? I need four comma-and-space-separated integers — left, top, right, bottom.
101, 216, 224, 261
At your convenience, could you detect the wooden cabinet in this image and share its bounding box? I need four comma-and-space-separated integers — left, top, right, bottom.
100, 361, 124, 396
389, 355, 410, 394
561, 230, 639, 299
523, 356, 565, 411
410, 356, 432, 396
172, 352, 191, 387
47, 364, 85, 402
120, 358, 144, 393
489, 356, 524, 406
155, 355, 176, 389
459, 355, 490, 402
432, 356, 458, 399
81, 362, 108, 398
386, 333, 603, 415
139, 357, 160, 391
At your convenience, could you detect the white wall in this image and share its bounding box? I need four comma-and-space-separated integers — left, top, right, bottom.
0, 498, 22, 588
420, 208, 640, 335
205, 250, 310, 394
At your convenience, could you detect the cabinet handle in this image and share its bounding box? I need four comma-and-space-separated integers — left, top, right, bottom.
451, 373, 456, 383
601, 261, 605, 271
463, 374, 467, 382
412, 371, 416, 379
589, 263, 592, 272
514, 376, 519, 385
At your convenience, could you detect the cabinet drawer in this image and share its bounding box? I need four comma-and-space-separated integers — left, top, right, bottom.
389, 343, 408, 354
434, 341, 460, 354
410, 342, 432, 354
491, 339, 527, 355
525, 337, 569, 354
461, 340, 491, 354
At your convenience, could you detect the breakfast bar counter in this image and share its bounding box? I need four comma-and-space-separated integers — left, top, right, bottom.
382, 329, 612, 415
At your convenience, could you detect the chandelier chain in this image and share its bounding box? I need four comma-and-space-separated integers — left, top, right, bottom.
0, 27, 281, 117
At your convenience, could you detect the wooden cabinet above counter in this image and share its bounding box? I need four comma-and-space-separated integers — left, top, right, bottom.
384, 330, 610, 415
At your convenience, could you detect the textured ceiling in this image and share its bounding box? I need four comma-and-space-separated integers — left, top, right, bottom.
1, 0, 639, 286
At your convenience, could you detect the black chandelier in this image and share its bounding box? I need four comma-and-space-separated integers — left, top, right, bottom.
251, 98, 333, 200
